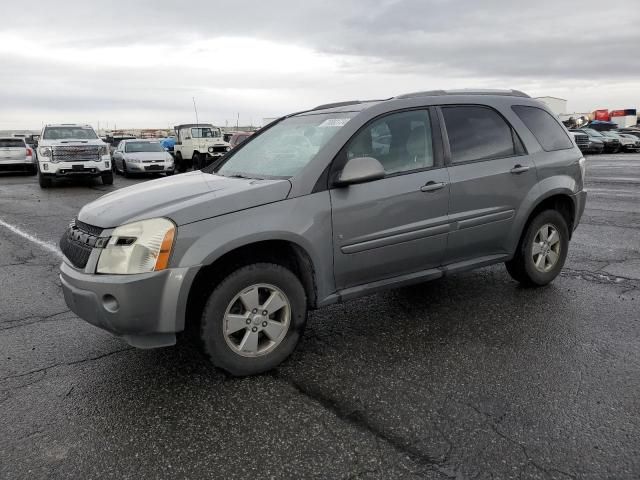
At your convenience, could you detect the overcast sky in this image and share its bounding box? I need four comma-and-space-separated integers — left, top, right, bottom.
1, 0, 639, 130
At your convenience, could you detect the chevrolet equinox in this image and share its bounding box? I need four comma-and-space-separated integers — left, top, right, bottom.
60, 89, 587, 376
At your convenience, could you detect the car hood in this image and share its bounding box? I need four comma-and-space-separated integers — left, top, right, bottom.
77, 171, 292, 228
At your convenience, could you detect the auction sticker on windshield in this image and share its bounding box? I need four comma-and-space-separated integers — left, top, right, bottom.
318, 118, 350, 128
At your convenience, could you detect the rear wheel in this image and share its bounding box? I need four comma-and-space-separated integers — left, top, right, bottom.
199, 263, 307, 376
101, 171, 113, 185
505, 209, 569, 287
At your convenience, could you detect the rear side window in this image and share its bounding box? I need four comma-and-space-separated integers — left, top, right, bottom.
512, 105, 573, 151
0, 139, 25, 147
441, 106, 518, 163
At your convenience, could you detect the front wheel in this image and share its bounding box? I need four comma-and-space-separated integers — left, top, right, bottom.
505, 209, 569, 287
101, 171, 113, 185
199, 263, 307, 376
38, 169, 52, 188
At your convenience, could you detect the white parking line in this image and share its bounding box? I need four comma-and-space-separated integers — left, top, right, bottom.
0, 218, 62, 258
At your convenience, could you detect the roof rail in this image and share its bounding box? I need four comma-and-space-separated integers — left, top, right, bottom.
312, 100, 362, 111
395, 89, 531, 99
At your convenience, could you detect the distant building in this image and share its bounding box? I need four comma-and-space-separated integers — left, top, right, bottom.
535, 96, 567, 116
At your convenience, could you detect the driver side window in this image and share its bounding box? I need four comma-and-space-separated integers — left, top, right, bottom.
346, 110, 434, 174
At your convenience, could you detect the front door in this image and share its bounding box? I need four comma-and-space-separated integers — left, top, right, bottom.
438, 105, 538, 263
330, 109, 450, 289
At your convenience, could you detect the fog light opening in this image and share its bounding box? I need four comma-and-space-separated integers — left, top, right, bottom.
102, 294, 119, 313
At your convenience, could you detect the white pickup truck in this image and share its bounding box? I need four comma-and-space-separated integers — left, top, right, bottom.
37, 124, 112, 188
173, 123, 230, 172
0, 137, 36, 174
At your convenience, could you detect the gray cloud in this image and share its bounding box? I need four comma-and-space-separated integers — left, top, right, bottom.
1, 0, 639, 128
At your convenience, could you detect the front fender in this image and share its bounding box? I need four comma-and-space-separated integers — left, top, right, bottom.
171, 192, 335, 302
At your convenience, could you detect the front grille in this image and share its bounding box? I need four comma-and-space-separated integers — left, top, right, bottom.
59, 219, 104, 269
145, 165, 163, 171
52, 145, 101, 162
210, 146, 228, 153
574, 134, 589, 147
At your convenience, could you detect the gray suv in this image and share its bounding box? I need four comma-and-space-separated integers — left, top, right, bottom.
60, 89, 587, 376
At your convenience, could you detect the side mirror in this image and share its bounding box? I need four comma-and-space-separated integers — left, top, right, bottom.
334, 156, 385, 187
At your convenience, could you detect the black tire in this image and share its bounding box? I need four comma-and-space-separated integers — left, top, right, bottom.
165, 170, 174, 176
27, 165, 37, 176
199, 263, 307, 376
101, 171, 114, 185
38, 170, 52, 188
505, 209, 569, 287
192, 153, 201, 170
122, 162, 130, 178
174, 152, 185, 172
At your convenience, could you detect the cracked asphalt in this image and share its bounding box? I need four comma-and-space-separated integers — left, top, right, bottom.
1, 155, 639, 479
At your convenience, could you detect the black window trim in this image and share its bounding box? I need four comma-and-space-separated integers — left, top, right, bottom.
511, 104, 574, 153
325, 106, 445, 190
437, 104, 528, 167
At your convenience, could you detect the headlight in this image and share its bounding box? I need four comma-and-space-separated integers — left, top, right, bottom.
96, 218, 176, 274
125, 156, 140, 163
226, 146, 231, 152
208, 146, 215, 154
99, 145, 109, 156
39, 147, 52, 157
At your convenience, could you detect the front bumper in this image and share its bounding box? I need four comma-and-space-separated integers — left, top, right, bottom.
40, 157, 111, 177
125, 161, 174, 173
60, 261, 198, 348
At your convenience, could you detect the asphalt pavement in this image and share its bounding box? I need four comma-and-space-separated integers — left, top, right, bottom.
1, 156, 638, 479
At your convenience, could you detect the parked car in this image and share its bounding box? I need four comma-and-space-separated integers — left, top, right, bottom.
0, 137, 36, 174
37, 124, 112, 188
173, 124, 231, 171
601, 131, 638, 152
569, 129, 604, 154
228, 131, 254, 149
59, 89, 586, 376
112, 139, 175, 177
576, 128, 620, 153
613, 133, 640, 151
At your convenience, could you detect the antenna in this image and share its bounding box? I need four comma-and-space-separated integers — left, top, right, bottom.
192, 97, 200, 126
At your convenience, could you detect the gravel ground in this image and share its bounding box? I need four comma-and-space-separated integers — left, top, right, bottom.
0, 154, 638, 479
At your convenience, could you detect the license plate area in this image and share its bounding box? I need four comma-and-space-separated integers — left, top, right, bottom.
72, 164, 84, 171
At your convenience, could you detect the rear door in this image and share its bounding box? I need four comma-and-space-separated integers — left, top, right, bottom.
330, 108, 450, 289
439, 105, 538, 264
0, 139, 27, 161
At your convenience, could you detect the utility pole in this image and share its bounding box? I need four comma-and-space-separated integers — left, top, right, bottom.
193, 97, 200, 127
236, 112, 239, 130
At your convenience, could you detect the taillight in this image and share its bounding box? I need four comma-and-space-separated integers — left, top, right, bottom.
26, 147, 33, 157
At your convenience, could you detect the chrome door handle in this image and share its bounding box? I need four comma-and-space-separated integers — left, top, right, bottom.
420, 181, 447, 192
510, 164, 530, 174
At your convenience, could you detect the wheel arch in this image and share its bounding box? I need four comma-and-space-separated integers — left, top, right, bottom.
511, 189, 577, 258
183, 238, 318, 334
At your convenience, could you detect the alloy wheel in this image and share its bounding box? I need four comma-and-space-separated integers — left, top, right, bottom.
223, 283, 291, 357
532, 223, 561, 273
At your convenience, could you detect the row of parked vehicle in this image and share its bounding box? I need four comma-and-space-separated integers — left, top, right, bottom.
0, 123, 256, 188
569, 127, 640, 154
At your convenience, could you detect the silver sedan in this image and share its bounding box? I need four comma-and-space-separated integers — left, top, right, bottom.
112, 139, 175, 177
